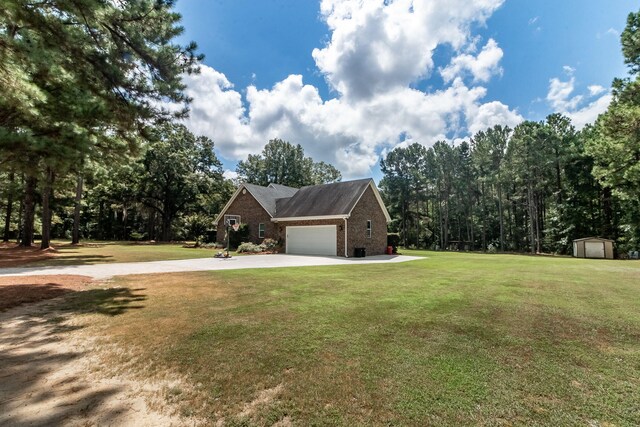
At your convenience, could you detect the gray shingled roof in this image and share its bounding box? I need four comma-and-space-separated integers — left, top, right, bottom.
274, 179, 372, 218
243, 183, 298, 216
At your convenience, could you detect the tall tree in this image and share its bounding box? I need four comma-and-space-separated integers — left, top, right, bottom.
380, 143, 429, 247
236, 139, 342, 187
0, 0, 202, 247
138, 123, 224, 241
587, 10, 640, 204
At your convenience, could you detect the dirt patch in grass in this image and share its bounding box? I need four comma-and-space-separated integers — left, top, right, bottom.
0, 287, 203, 426
0, 275, 94, 311
0, 243, 58, 267
238, 384, 284, 419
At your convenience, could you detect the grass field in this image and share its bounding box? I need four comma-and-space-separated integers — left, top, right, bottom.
57, 251, 640, 425
0, 241, 226, 267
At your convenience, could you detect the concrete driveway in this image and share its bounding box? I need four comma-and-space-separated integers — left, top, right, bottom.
0, 254, 424, 280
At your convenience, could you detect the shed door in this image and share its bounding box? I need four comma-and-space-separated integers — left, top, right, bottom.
585, 241, 605, 258
286, 225, 337, 256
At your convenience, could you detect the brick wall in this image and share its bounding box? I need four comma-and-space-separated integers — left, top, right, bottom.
215, 189, 274, 245
218, 184, 388, 256
346, 185, 388, 256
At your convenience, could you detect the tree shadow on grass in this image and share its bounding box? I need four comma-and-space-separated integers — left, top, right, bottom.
0, 284, 76, 311
0, 286, 148, 426
32, 254, 115, 266
1, 282, 146, 317
56, 287, 147, 316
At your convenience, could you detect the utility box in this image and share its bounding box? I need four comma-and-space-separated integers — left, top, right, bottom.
354, 247, 366, 258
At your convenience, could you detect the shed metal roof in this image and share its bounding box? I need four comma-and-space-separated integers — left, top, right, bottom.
572, 237, 615, 242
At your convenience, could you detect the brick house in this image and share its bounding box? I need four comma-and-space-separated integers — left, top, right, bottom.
215, 179, 390, 257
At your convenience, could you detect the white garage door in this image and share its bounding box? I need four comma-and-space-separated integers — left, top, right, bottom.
585, 241, 605, 258
286, 225, 337, 256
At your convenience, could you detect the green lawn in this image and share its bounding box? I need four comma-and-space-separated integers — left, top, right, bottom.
28, 241, 226, 266
61, 251, 640, 425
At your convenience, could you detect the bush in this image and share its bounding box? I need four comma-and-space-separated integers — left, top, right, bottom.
237, 242, 263, 253
487, 243, 497, 254
261, 238, 278, 251
228, 224, 250, 249
201, 242, 222, 249
130, 231, 146, 241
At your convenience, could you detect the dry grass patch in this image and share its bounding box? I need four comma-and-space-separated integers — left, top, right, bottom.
20, 251, 640, 425
0, 240, 220, 268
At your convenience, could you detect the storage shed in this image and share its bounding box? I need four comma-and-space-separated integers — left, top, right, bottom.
573, 237, 614, 259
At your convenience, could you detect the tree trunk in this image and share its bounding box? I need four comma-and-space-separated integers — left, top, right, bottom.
602, 187, 614, 238
3, 172, 14, 242
21, 175, 37, 247
535, 193, 541, 254
443, 197, 450, 249
72, 174, 83, 244
122, 205, 128, 240
402, 199, 406, 248
554, 147, 563, 205
497, 177, 504, 251
437, 184, 444, 249
148, 209, 156, 241
40, 167, 55, 249
527, 184, 536, 254
415, 198, 420, 248
481, 182, 487, 251
161, 213, 172, 241
16, 176, 24, 244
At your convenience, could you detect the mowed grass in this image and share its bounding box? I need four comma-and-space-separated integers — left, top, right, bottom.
27, 241, 222, 266
65, 251, 640, 426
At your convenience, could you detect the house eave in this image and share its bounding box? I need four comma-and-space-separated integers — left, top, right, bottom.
271, 214, 350, 222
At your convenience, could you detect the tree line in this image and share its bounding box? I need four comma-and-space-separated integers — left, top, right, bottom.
2, 2, 638, 252
379, 10, 640, 255
0, 0, 203, 246
0, 2, 342, 246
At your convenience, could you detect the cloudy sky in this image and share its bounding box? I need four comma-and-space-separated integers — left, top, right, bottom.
174, 0, 635, 181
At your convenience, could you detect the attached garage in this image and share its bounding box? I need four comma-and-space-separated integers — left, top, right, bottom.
573, 237, 614, 259
286, 225, 337, 256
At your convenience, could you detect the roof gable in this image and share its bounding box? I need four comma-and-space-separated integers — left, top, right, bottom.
216, 182, 298, 221
244, 183, 298, 217
217, 179, 390, 223
274, 179, 391, 221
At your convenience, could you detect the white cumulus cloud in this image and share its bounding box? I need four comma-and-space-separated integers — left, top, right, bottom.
179, 0, 525, 179
566, 94, 612, 129
588, 85, 606, 96
546, 69, 611, 129
440, 38, 504, 83
311, 0, 504, 100
547, 76, 583, 111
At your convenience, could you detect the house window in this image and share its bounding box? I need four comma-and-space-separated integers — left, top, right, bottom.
366, 220, 372, 238
259, 223, 265, 238
224, 215, 241, 226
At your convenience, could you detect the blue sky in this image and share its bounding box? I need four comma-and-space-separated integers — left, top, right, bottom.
174, 0, 636, 181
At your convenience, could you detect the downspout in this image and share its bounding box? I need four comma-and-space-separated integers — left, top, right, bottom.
344, 217, 348, 257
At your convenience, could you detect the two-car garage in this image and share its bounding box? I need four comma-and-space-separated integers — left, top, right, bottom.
286, 225, 337, 256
